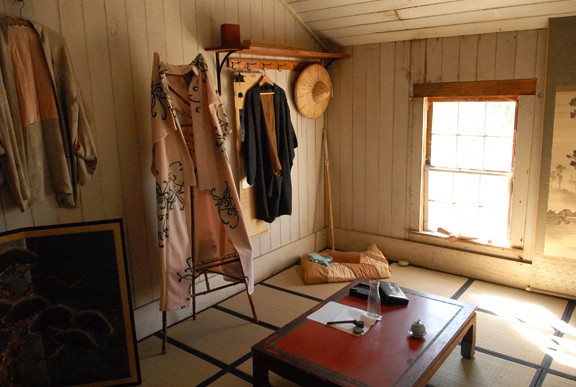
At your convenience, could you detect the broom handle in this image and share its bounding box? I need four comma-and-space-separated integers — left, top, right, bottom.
323, 127, 335, 250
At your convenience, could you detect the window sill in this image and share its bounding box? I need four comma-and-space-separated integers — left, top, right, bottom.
408, 230, 524, 261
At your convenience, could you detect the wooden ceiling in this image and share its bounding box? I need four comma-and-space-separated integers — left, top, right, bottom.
283, 0, 576, 47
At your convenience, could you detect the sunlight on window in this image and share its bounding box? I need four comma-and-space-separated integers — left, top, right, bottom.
425, 99, 517, 242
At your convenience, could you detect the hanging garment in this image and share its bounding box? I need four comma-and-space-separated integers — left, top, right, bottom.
151, 52, 253, 311
0, 18, 97, 210
242, 83, 297, 223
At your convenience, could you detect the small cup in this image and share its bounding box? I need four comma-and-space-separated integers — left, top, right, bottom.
411, 319, 426, 337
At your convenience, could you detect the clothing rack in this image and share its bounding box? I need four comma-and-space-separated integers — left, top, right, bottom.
161, 196, 258, 355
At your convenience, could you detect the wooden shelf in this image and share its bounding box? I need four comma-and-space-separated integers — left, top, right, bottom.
206, 45, 348, 60
205, 44, 349, 94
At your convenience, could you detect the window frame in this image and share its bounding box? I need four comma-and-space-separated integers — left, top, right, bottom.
422, 96, 519, 243
410, 79, 538, 256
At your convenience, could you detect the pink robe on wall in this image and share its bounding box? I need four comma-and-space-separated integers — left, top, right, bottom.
151, 53, 253, 311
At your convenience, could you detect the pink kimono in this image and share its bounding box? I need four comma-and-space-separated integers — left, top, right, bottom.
151, 53, 253, 311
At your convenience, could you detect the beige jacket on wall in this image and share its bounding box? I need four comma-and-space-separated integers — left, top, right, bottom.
0, 18, 98, 211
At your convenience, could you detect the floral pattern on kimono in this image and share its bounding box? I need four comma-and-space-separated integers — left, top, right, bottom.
151, 53, 253, 311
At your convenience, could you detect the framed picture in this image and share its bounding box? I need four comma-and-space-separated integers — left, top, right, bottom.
0, 219, 140, 386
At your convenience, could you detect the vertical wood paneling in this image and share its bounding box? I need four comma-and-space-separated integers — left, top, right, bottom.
274, 0, 285, 43
364, 44, 380, 234
314, 117, 325, 232
181, 0, 199, 56
458, 35, 478, 81
408, 39, 426, 231
338, 48, 354, 230
510, 30, 538, 247
125, 0, 157, 304
307, 116, 318, 235
211, 0, 226, 48
297, 114, 309, 236
425, 38, 442, 83
327, 59, 341, 230
476, 33, 497, 80
377, 42, 394, 236
164, 0, 185, 64
390, 41, 410, 239
524, 29, 548, 259
495, 32, 517, 79
285, 70, 300, 244
352, 45, 367, 231
262, 0, 275, 39
441, 36, 459, 81
82, 0, 120, 221
250, 0, 264, 40
105, 0, 151, 305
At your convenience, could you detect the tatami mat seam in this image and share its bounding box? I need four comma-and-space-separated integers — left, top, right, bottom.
473, 344, 543, 369
196, 351, 256, 386
158, 334, 254, 383
531, 368, 545, 387
260, 281, 325, 302
542, 368, 576, 382
561, 300, 575, 324
451, 278, 475, 300
212, 303, 280, 330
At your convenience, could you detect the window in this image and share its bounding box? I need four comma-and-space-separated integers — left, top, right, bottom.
423, 97, 518, 245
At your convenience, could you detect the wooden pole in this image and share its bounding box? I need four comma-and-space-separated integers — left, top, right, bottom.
323, 127, 335, 250
162, 311, 167, 354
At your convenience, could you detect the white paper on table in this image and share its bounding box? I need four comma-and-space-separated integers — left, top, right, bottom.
307, 301, 380, 336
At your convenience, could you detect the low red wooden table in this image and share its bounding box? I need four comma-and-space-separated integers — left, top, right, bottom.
252, 278, 477, 386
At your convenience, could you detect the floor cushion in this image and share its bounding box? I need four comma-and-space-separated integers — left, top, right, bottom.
295, 244, 391, 285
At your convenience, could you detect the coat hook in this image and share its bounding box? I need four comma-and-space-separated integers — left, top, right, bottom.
14, 0, 25, 19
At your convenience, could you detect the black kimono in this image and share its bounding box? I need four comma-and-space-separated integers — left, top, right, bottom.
243, 83, 297, 223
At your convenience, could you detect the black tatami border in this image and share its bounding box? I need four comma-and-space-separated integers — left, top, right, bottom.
150, 265, 576, 386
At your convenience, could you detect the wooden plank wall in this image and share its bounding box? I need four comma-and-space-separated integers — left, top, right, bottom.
327, 30, 548, 285
0, 0, 325, 337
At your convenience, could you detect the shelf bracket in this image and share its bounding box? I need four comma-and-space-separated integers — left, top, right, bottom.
214, 50, 237, 95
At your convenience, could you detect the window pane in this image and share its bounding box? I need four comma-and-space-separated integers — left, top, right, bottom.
456, 136, 484, 169
479, 175, 510, 209
432, 102, 458, 134
479, 207, 508, 241
453, 173, 479, 206
458, 102, 486, 135
453, 204, 479, 236
428, 170, 453, 202
424, 97, 517, 244
486, 102, 516, 136
430, 134, 457, 167
427, 201, 453, 231
484, 137, 513, 171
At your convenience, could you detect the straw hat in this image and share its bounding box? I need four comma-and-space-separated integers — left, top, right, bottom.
294, 63, 333, 119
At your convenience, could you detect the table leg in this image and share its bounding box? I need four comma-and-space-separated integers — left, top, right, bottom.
252, 353, 271, 386
460, 313, 476, 359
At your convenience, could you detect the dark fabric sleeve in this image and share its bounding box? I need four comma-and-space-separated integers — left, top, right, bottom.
282, 91, 297, 168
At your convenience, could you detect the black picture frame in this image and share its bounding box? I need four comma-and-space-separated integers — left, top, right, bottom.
0, 219, 140, 386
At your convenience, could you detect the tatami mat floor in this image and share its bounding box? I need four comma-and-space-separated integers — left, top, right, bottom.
137, 263, 576, 386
